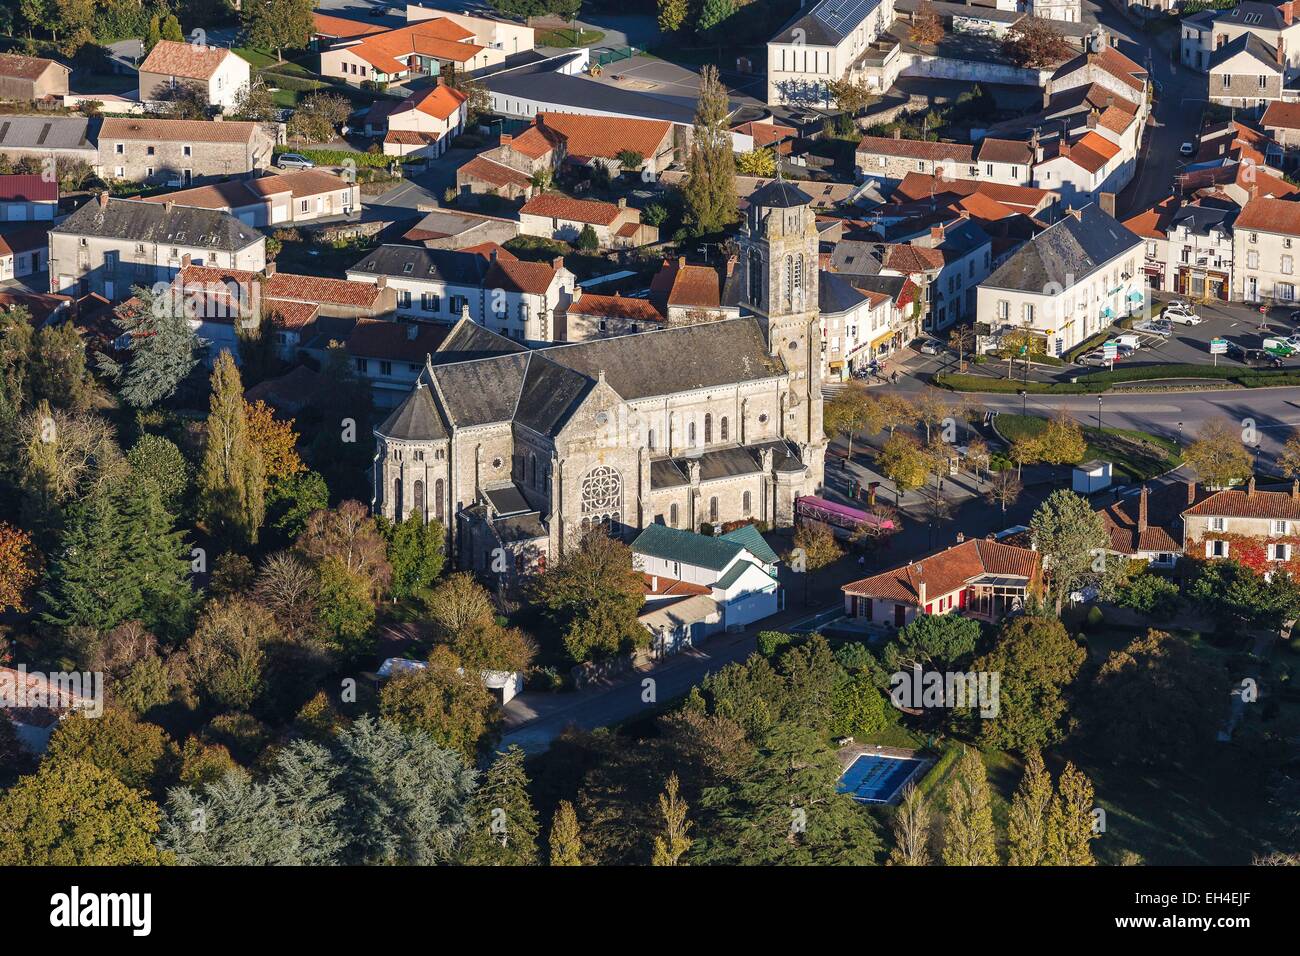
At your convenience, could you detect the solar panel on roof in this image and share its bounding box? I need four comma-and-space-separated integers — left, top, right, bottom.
810, 0, 879, 39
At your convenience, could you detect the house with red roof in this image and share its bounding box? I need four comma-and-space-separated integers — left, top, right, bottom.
518, 193, 657, 248
138, 40, 251, 114
318, 14, 506, 86
141, 169, 360, 226
371, 79, 468, 159
0, 173, 57, 221
842, 538, 1043, 629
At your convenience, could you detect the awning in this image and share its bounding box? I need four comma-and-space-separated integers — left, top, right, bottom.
828, 361, 845, 370
1128, 291, 1145, 302
1100, 308, 1113, 318
869, 330, 894, 348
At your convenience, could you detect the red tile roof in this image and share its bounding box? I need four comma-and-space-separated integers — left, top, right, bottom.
458, 155, 532, 190
311, 12, 389, 39
843, 539, 1040, 605
565, 292, 664, 323
0, 53, 63, 81
393, 83, 468, 121
1122, 196, 1178, 239
537, 112, 673, 163
244, 169, 354, 199
1235, 196, 1300, 235
1263, 101, 1300, 130
856, 135, 974, 164
650, 257, 724, 309
1098, 484, 1188, 555
140, 40, 240, 81
483, 256, 560, 295
641, 573, 711, 598
345, 20, 481, 73
1183, 484, 1300, 520
520, 192, 622, 226
176, 264, 383, 309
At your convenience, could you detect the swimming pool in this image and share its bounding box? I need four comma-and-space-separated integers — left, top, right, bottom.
837, 753, 927, 804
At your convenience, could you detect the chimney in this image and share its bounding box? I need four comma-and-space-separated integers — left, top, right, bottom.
955, 531, 965, 543
181, 253, 192, 268
1060, 139, 1071, 159
489, 247, 498, 263
1087, 111, 1098, 130
436, 75, 445, 87
1137, 485, 1149, 534
1099, 192, 1116, 218
1248, 475, 1257, 496
263, 261, 276, 278
98, 191, 109, 208
893, 129, 902, 140
552, 256, 564, 271
651, 575, 658, 591
1250, 182, 1259, 199
1293, 478, 1300, 500
917, 575, 927, 610
929, 224, 944, 244
617, 197, 627, 209
1187, 479, 1197, 505
1286, 1, 1296, 26
501, 133, 513, 146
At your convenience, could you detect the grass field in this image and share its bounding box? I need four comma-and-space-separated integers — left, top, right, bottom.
536, 27, 606, 48
994, 413, 1182, 481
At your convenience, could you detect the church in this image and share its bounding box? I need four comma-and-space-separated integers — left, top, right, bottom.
370, 179, 828, 574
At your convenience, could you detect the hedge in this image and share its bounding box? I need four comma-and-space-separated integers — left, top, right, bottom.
935, 373, 1093, 394
258, 70, 322, 93
272, 146, 400, 167
937, 363, 1295, 394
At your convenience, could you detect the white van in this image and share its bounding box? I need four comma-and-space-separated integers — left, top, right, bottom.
1115, 334, 1141, 350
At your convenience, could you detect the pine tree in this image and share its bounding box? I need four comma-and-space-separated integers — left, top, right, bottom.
1045, 761, 1097, 866
198, 351, 266, 548
1007, 750, 1053, 866
458, 746, 539, 865
941, 747, 998, 865
96, 285, 200, 409
549, 800, 583, 866
117, 479, 196, 641
39, 491, 138, 633
682, 65, 738, 235
33, 321, 92, 412
887, 782, 932, 866
651, 772, 693, 866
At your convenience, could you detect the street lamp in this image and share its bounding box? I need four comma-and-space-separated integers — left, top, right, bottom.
1178, 420, 1184, 448
1018, 388, 1027, 416
1097, 395, 1103, 432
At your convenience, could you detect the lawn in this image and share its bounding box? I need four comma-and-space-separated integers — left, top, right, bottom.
536, 27, 606, 48
233, 46, 281, 69
994, 413, 1182, 481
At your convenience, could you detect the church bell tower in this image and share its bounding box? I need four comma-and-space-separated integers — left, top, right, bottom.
737, 178, 826, 489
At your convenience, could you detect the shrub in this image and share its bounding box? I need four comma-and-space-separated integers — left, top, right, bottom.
757, 630, 799, 659
1084, 605, 1105, 631
1118, 572, 1181, 620
272, 146, 397, 168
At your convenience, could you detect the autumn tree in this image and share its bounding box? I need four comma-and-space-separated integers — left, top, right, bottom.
1278, 429, 1300, 479
244, 400, 305, 481
0, 522, 38, 613
1002, 16, 1072, 68
1007, 750, 1053, 866
1034, 412, 1087, 466
888, 782, 932, 866
198, 351, 266, 548
986, 468, 1022, 513
1045, 761, 1097, 865
178, 598, 280, 713
973, 616, 1085, 752
788, 522, 843, 606
296, 499, 392, 597
44, 709, 173, 796
549, 800, 583, 865
657, 0, 688, 33
533, 532, 646, 663
1183, 418, 1253, 489
941, 746, 997, 865
878, 432, 930, 502
651, 772, 693, 866
378, 645, 498, 758
287, 92, 351, 143
824, 382, 875, 457
909, 3, 944, 45
682, 65, 738, 235
826, 74, 880, 115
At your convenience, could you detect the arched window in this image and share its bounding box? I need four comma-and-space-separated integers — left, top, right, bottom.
648, 428, 656, 451
392, 478, 403, 521
688, 421, 697, 445
435, 478, 444, 522
413, 479, 425, 523
704, 413, 712, 444
580, 465, 622, 532
720, 416, 728, 442
709, 497, 719, 523
748, 249, 763, 306
743, 490, 751, 516
670, 503, 678, 527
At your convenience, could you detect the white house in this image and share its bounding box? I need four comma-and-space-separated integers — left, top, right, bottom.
137, 40, 250, 114
766, 0, 898, 105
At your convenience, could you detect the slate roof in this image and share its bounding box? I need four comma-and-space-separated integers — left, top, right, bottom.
748, 179, 814, 209
349, 243, 493, 285
376, 382, 448, 441
0, 116, 93, 152
819, 270, 872, 314
483, 66, 700, 125
632, 523, 745, 572
649, 439, 805, 488
430, 318, 527, 365
1209, 32, 1280, 73
716, 559, 766, 590
982, 204, 1140, 293
52, 196, 262, 251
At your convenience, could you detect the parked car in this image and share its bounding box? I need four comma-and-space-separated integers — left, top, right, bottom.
1078, 350, 1111, 367
1134, 319, 1173, 337
1116, 344, 1137, 359
1114, 333, 1142, 350
1163, 303, 1203, 325
275, 152, 316, 170
1226, 343, 1281, 367
1179, 142, 1195, 156
917, 338, 943, 355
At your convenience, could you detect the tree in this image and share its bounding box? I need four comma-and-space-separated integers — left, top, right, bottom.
0, 759, 163, 865
1006, 750, 1053, 866
378, 645, 498, 758
533, 532, 646, 663
425, 571, 496, 639
1189, 559, 1300, 628
19, 401, 126, 529
1034, 412, 1087, 466
1030, 489, 1109, 611
878, 432, 930, 502
33, 321, 93, 413
1086, 629, 1224, 766
829, 674, 892, 740
697, 0, 733, 34
127, 433, 190, 514
314, 555, 376, 652
576, 223, 599, 252
948, 324, 975, 369
886, 613, 980, 671
693, 724, 881, 865
888, 783, 932, 866
941, 747, 997, 865
296, 499, 391, 596
1045, 761, 1096, 865
265, 469, 329, 541
1278, 429, 1300, 479
826, 74, 880, 115
0, 522, 38, 613
97, 285, 200, 408
824, 382, 875, 458
253, 550, 319, 636
244, 400, 304, 481
736, 147, 777, 177
657, 0, 688, 33
651, 772, 693, 866
986, 469, 1022, 513
242, 0, 314, 61
973, 616, 1085, 753
789, 522, 843, 606
378, 516, 447, 599
549, 800, 583, 865
287, 92, 351, 143
154, 80, 210, 120
45, 710, 172, 795
909, 3, 944, 44
1002, 16, 1071, 68
457, 746, 539, 865
682, 65, 738, 235
332, 716, 477, 865
179, 598, 278, 712
1183, 419, 1253, 488
198, 352, 266, 548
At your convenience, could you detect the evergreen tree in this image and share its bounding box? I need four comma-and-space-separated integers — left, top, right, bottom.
697, 0, 733, 34
549, 800, 583, 866
941, 747, 997, 865
127, 433, 191, 515
117, 479, 197, 641
33, 321, 93, 412
682, 65, 738, 235
266, 738, 348, 865
198, 351, 266, 547
651, 772, 693, 866
377, 515, 447, 599
96, 285, 201, 409
1007, 750, 1053, 866
39, 491, 138, 633
887, 783, 932, 866
1045, 761, 1097, 866
457, 746, 539, 865
159, 769, 301, 865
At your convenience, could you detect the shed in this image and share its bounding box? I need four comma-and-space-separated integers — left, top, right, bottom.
1072, 459, 1112, 494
